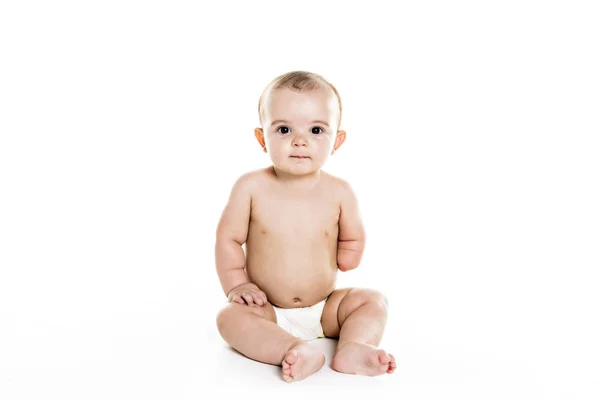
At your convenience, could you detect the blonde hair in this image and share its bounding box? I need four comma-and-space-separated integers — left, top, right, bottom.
258, 71, 342, 129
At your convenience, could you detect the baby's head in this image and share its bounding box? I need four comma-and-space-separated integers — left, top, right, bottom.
255, 71, 346, 177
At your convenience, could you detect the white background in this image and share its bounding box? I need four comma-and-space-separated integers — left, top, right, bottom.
1, 1, 599, 399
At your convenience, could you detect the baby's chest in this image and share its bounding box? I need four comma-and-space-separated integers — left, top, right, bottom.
251, 195, 340, 237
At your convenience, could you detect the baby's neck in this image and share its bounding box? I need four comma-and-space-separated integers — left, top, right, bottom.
270, 166, 321, 190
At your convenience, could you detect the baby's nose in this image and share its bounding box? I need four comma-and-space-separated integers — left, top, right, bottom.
292, 135, 308, 146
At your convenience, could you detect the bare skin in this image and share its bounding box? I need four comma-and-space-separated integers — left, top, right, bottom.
245, 166, 339, 309
282, 342, 326, 383
216, 167, 396, 382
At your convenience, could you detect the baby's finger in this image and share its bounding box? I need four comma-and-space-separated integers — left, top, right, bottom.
251, 292, 264, 306
231, 294, 244, 304
260, 291, 268, 304
241, 292, 254, 305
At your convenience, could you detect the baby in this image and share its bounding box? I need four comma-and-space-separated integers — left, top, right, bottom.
215, 71, 396, 382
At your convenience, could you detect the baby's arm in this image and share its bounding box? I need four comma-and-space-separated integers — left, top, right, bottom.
336, 179, 366, 272
215, 173, 266, 306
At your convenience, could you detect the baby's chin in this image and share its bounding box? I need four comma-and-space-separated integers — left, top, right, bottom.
272, 162, 323, 177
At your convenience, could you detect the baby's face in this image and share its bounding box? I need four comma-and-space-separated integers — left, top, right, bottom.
258, 87, 341, 176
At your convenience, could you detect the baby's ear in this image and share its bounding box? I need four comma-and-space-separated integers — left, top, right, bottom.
332, 130, 346, 154
254, 128, 267, 152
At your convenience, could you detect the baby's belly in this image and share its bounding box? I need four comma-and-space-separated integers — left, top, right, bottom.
245, 237, 338, 308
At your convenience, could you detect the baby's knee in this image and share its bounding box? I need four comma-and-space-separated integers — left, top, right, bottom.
216, 303, 240, 333
216, 302, 269, 334
355, 288, 388, 310
371, 290, 388, 308
368, 290, 388, 313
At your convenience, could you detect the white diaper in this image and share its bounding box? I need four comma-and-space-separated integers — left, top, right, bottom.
273, 298, 327, 341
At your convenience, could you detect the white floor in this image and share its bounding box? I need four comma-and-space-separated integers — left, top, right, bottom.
206, 309, 600, 400
2, 278, 599, 400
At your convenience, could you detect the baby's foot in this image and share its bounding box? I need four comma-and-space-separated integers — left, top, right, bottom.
281, 343, 326, 383
332, 341, 396, 376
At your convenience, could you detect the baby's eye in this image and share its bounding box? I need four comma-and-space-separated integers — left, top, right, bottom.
312, 127, 323, 134
277, 126, 290, 134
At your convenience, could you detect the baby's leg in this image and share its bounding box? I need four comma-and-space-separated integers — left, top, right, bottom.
320, 288, 396, 375
217, 302, 325, 382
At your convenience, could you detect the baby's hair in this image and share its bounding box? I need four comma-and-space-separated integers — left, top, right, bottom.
258, 71, 342, 129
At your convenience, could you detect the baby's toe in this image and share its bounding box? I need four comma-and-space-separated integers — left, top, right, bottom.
282, 350, 299, 383
376, 350, 391, 365
284, 350, 298, 365
387, 354, 397, 373
282, 366, 292, 381
365, 350, 390, 374
368, 350, 391, 374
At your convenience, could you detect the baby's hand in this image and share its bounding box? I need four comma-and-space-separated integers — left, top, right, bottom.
227, 282, 268, 307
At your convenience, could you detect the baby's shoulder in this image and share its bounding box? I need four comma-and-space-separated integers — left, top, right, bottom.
321, 171, 353, 194
233, 167, 268, 185
229, 167, 278, 194
226, 169, 265, 201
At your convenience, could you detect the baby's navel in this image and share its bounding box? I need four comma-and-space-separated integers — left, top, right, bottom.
293, 297, 301, 304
